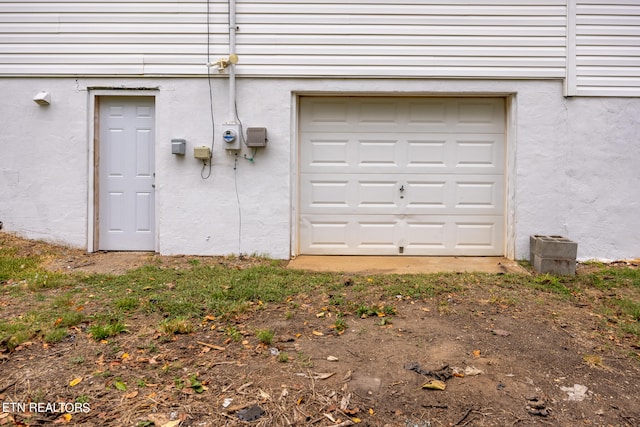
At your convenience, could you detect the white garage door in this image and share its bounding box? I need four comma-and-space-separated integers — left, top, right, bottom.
298, 97, 505, 256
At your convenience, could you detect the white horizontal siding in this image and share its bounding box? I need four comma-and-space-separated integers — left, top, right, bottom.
572, 1, 640, 96
0, 0, 229, 76
0, 0, 566, 78
235, 1, 567, 78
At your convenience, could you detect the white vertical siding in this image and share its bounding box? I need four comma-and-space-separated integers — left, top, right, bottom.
572, 0, 640, 96
0, 0, 567, 78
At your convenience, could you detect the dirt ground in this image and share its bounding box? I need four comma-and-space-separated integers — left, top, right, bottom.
1, 235, 639, 427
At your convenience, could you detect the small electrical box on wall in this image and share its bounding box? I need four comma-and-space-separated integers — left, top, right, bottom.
245, 127, 267, 147
222, 123, 241, 151
171, 139, 186, 155
194, 146, 211, 160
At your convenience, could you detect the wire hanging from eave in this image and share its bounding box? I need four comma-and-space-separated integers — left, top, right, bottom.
202, 0, 216, 179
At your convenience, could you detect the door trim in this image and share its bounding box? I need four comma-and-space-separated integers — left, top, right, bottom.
88, 89, 159, 252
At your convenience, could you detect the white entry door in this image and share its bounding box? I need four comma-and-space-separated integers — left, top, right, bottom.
299, 97, 505, 256
98, 96, 155, 251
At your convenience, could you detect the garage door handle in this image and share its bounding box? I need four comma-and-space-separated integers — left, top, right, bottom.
399, 185, 405, 199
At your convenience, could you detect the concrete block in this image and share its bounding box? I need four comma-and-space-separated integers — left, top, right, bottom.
532, 253, 576, 276
530, 235, 578, 260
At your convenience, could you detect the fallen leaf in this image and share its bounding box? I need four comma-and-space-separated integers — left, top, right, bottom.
124, 390, 138, 399
53, 413, 72, 424
352, 417, 362, 423
472, 349, 481, 358
422, 379, 446, 390
121, 352, 130, 360
114, 380, 127, 391
69, 377, 83, 387
312, 331, 324, 336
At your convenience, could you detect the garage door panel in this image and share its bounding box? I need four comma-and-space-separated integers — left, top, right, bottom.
356, 220, 401, 250
302, 136, 350, 170
453, 176, 504, 214
455, 136, 504, 173
454, 219, 503, 252
358, 139, 402, 168
300, 217, 351, 252
300, 98, 504, 134
300, 215, 401, 255
455, 99, 504, 132
301, 174, 403, 214
300, 215, 503, 255
357, 180, 401, 210
302, 133, 503, 174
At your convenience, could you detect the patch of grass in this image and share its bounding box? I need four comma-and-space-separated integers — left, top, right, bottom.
115, 297, 140, 311
160, 317, 194, 335
528, 273, 573, 297
65, 311, 86, 326
612, 298, 640, 321
333, 314, 348, 333
277, 352, 289, 363
88, 322, 127, 341
256, 329, 274, 345
44, 327, 69, 343
355, 304, 396, 318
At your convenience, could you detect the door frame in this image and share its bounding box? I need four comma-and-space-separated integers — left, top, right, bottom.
291, 92, 517, 259
88, 89, 159, 252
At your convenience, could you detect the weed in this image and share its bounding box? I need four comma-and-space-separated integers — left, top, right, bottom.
174, 377, 184, 389
329, 294, 345, 306
226, 326, 243, 342
438, 300, 453, 315
75, 395, 90, 404
278, 352, 289, 363
189, 374, 205, 393
333, 314, 348, 333
256, 329, 274, 345
70, 356, 85, 365
296, 352, 313, 368
379, 317, 392, 326
356, 305, 376, 318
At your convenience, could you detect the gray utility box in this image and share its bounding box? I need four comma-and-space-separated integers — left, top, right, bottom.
530, 235, 578, 275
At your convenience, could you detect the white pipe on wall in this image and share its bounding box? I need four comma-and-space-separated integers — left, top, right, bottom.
228, 0, 237, 122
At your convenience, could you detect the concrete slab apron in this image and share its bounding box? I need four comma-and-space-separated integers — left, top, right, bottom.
287, 256, 527, 275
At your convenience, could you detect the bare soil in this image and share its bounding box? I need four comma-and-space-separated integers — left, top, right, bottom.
1, 234, 639, 427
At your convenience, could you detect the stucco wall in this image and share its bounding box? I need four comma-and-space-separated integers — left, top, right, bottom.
1, 77, 638, 260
